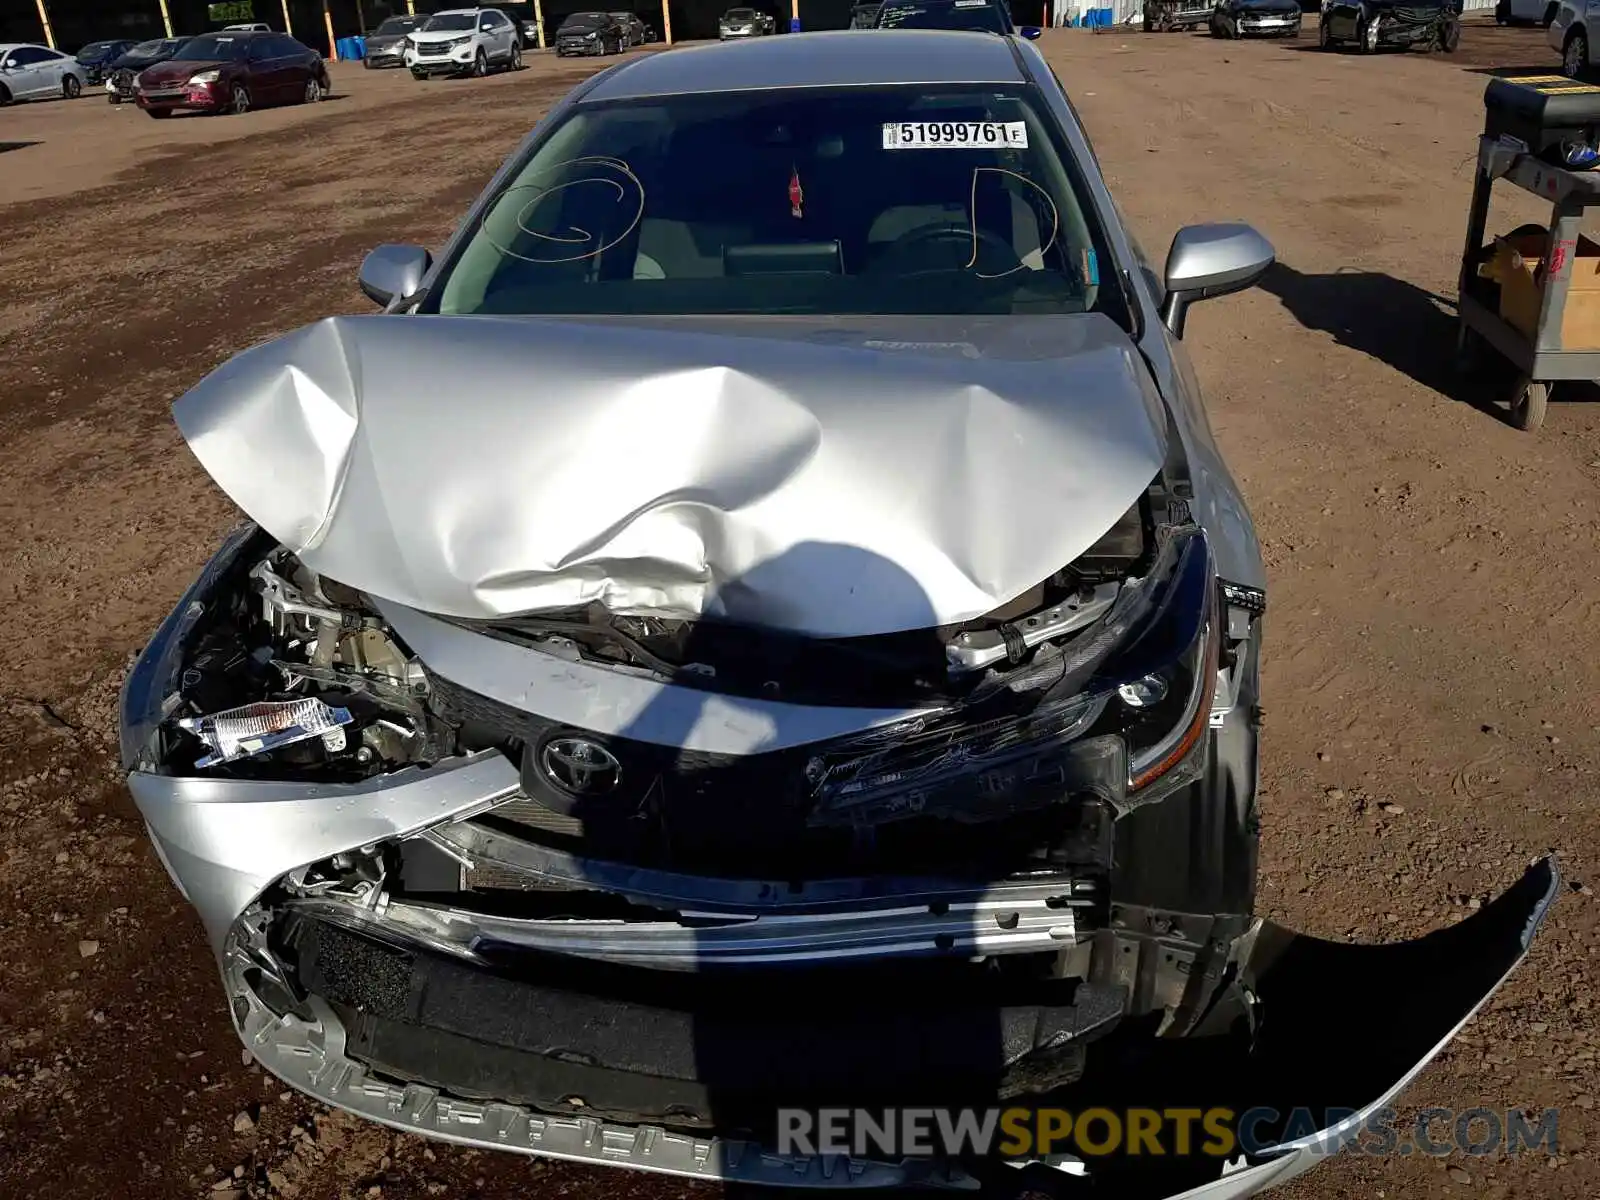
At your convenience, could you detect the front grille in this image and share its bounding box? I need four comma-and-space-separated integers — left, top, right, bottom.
432, 670, 1115, 882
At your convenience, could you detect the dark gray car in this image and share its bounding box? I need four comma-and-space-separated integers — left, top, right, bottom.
609, 11, 647, 44
124, 29, 1559, 1199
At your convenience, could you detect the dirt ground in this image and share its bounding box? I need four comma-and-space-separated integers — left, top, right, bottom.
2, 21, 1598, 1200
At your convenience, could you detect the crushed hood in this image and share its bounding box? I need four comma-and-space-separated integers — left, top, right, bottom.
173, 313, 1168, 638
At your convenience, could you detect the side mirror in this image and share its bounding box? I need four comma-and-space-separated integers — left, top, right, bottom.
358, 243, 432, 307
1019, 25, 1043, 38
1159, 222, 1275, 338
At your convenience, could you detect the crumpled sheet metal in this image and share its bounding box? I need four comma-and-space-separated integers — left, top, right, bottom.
173, 313, 1167, 638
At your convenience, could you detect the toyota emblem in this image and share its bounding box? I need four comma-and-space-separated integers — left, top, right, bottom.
540, 737, 622, 796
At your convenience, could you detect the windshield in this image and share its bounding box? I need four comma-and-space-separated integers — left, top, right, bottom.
562, 13, 607, 26
430, 86, 1115, 320
423, 12, 478, 30
177, 34, 250, 60
877, 1, 1010, 31
78, 41, 122, 57
376, 16, 425, 33
725, 8, 758, 17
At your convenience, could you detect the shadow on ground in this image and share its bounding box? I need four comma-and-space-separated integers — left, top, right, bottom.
1259, 261, 1600, 424
1468, 62, 1572, 77
1257, 261, 1523, 423
0, 141, 41, 154
1260, 262, 1461, 389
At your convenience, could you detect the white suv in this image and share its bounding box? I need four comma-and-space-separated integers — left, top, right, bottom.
405, 7, 522, 79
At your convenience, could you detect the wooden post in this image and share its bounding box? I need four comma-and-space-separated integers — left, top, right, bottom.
323, 0, 338, 58
661, 0, 673, 44
790, 0, 800, 31
157, 0, 173, 36
281, 0, 294, 36
532, 0, 546, 47
33, 0, 55, 48
405, 0, 415, 13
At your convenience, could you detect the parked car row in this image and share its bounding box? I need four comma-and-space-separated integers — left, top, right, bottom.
1135, 0, 1467, 49
355, 8, 652, 71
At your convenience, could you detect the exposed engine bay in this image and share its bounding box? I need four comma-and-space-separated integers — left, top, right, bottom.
127, 480, 1265, 1001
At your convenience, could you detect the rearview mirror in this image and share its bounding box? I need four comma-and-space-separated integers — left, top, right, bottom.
1159, 222, 1275, 338
1019, 25, 1042, 38
358, 243, 432, 307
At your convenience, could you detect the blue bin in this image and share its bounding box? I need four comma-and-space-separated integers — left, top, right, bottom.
336, 36, 367, 61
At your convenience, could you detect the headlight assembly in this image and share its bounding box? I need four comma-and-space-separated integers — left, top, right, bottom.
807, 526, 1218, 828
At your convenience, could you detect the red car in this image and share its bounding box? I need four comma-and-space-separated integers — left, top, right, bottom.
133, 30, 328, 118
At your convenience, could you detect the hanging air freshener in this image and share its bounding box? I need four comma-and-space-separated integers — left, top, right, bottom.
789, 165, 804, 219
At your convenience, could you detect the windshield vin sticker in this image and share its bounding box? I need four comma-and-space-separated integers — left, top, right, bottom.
882, 121, 1028, 150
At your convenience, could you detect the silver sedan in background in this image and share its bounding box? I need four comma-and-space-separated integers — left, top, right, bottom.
0, 42, 87, 103
363, 14, 427, 68
125, 28, 1557, 1200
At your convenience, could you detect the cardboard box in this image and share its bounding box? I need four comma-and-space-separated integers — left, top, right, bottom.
1486, 226, 1600, 349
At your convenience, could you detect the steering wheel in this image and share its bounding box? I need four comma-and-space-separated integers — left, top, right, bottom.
870, 223, 1023, 278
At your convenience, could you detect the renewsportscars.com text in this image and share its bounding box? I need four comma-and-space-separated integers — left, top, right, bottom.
776, 1106, 1561, 1160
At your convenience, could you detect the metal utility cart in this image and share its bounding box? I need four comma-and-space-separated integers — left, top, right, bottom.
1457, 133, 1600, 432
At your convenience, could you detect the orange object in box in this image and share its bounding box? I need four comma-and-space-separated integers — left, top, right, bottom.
1481, 225, 1600, 349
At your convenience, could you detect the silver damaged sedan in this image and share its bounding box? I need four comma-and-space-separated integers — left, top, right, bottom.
123, 30, 1557, 1198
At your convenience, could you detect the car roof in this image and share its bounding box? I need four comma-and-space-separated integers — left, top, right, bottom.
583, 29, 1025, 102
0, 43, 54, 52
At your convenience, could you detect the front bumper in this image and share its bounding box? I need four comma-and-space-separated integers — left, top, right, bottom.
134, 83, 224, 113
218, 859, 1557, 1194
1374, 8, 1451, 43
366, 45, 407, 65
721, 27, 761, 37
409, 53, 476, 74
1151, 2, 1216, 26
555, 39, 605, 54
1236, 13, 1301, 33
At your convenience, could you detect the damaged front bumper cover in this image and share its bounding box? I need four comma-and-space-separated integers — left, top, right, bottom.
137, 742, 1558, 1193
220, 858, 1557, 1195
